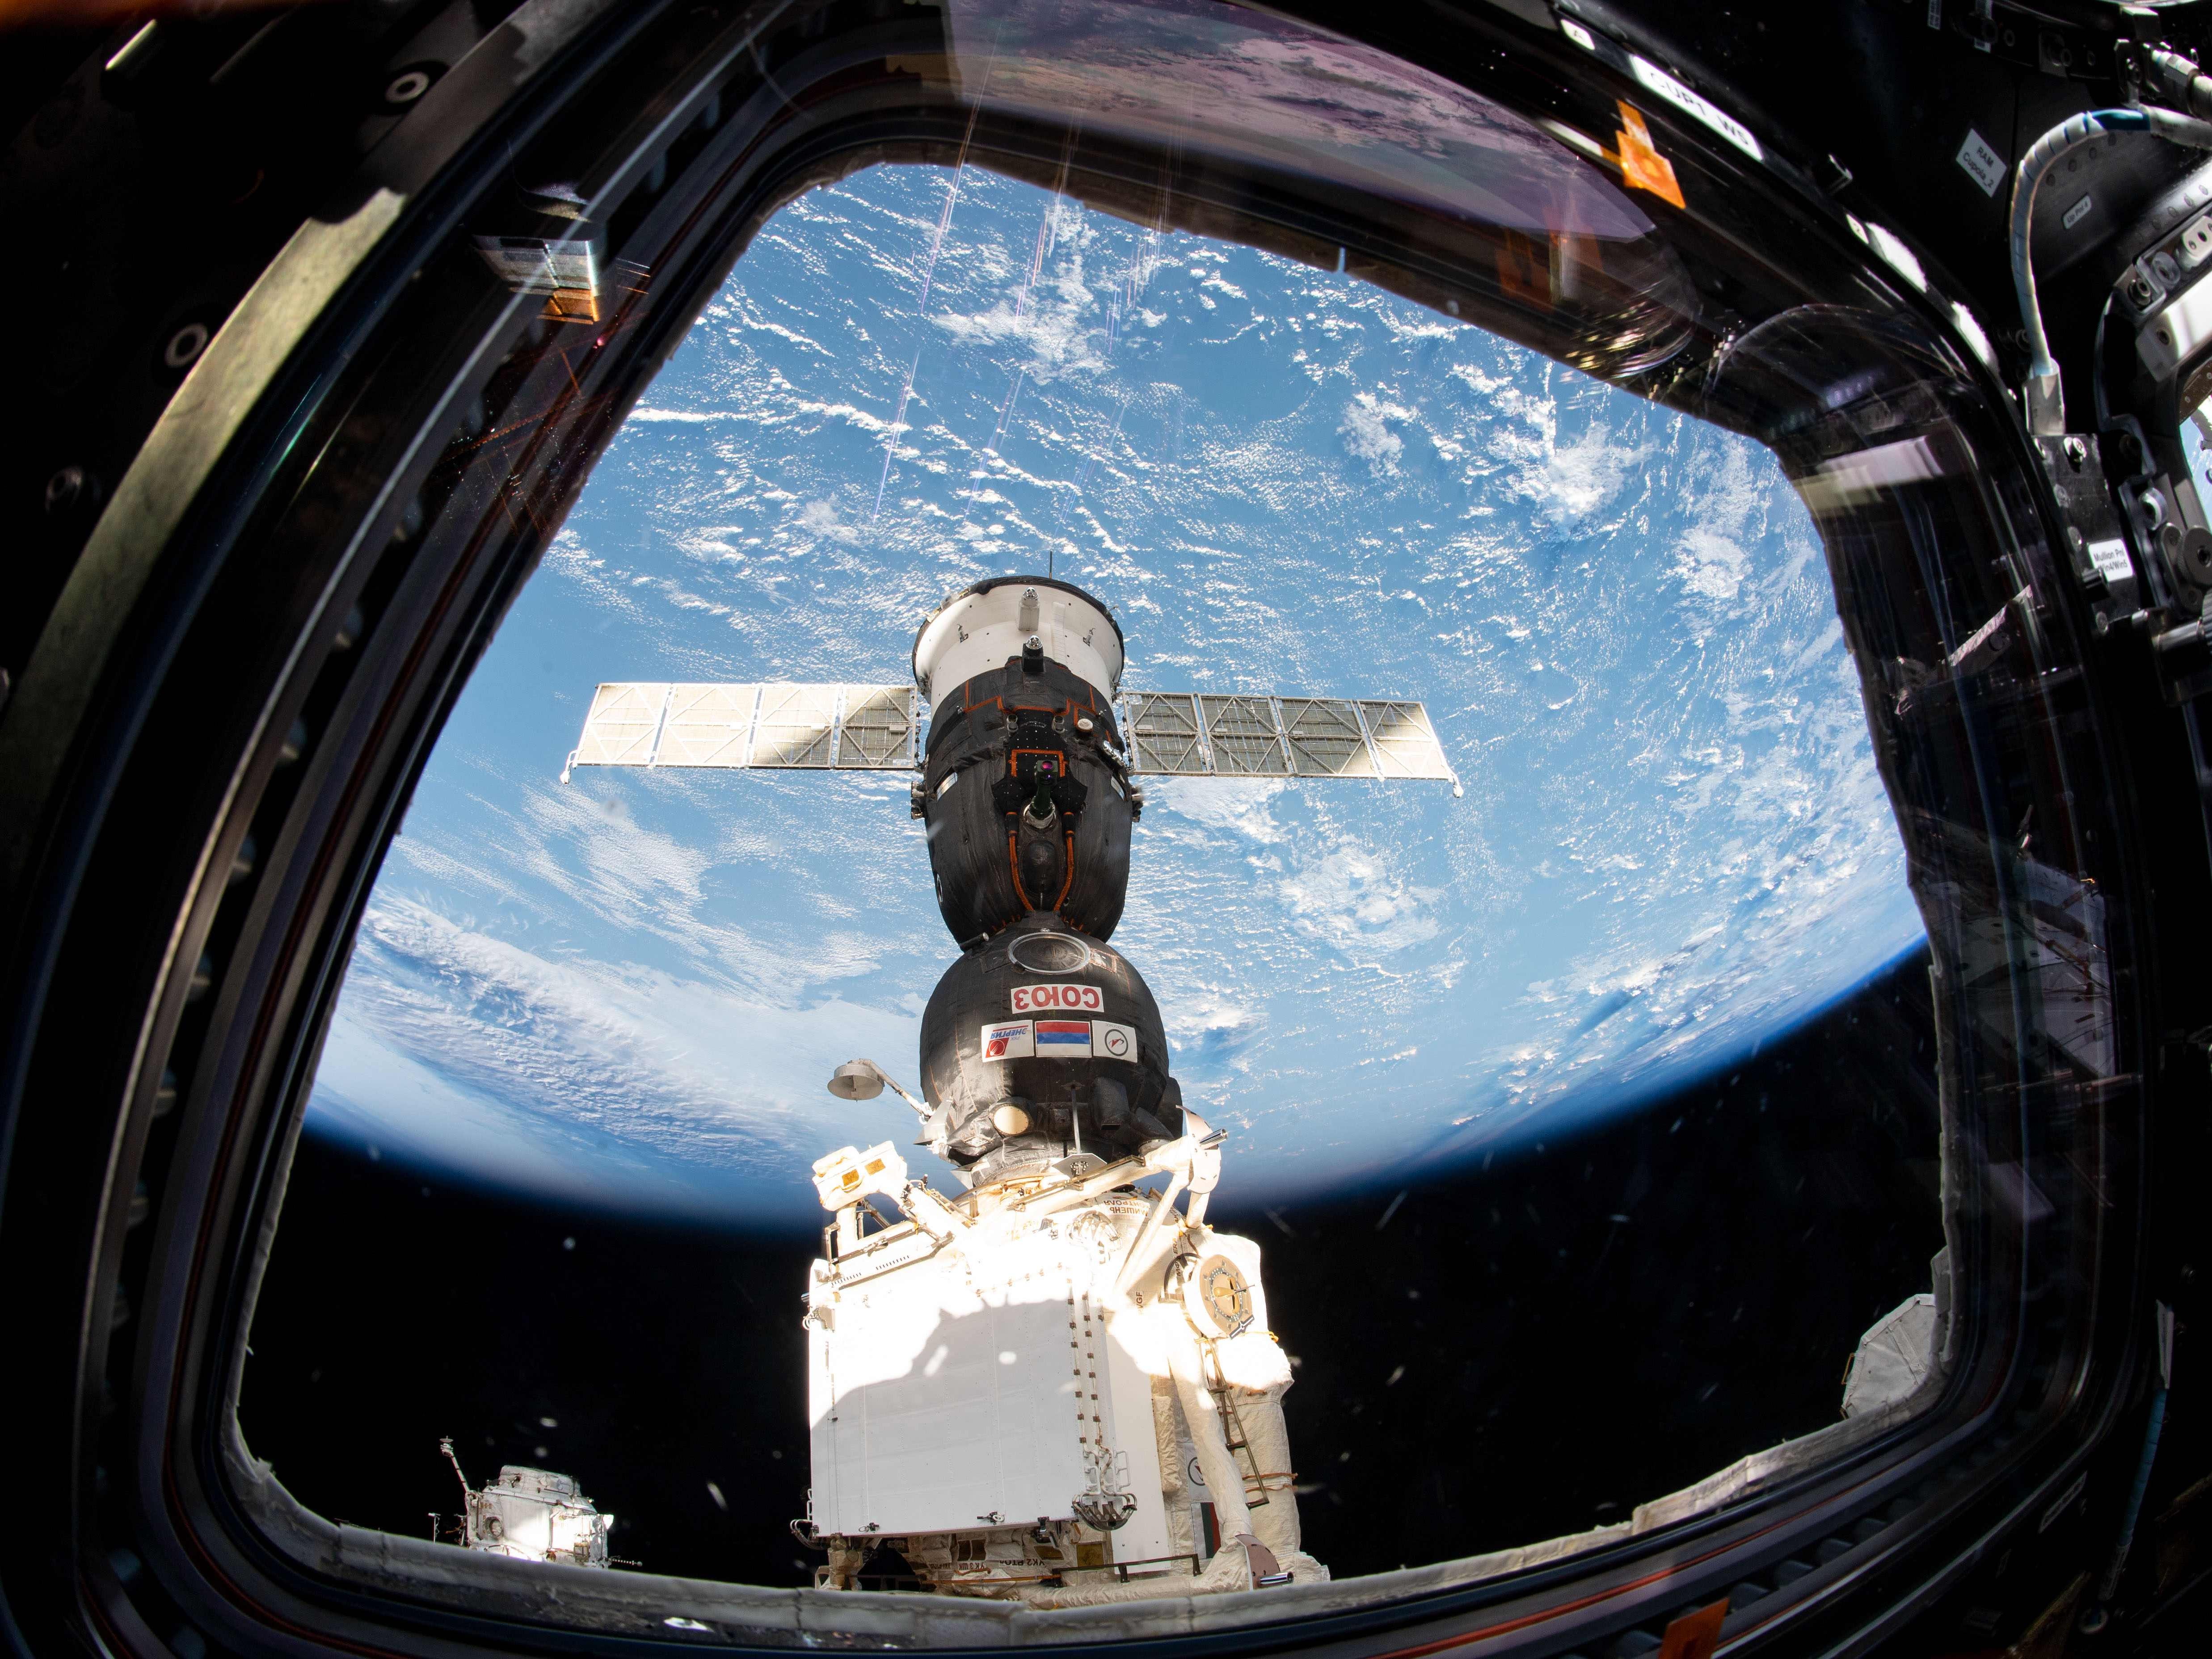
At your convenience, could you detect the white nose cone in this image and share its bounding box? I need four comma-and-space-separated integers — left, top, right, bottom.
912, 577, 1124, 712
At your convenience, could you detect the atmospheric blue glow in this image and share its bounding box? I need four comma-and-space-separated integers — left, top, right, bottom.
305, 164, 1926, 1221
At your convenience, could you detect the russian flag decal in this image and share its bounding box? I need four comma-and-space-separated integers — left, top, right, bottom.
1035, 1019, 1092, 1053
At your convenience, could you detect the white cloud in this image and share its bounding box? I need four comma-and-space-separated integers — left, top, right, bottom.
1340, 392, 1412, 475
1522, 421, 1642, 521
1143, 777, 1288, 842
1674, 527, 1750, 600
933, 283, 1106, 379
1279, 845, 1440, 955
795, 498, 859, 544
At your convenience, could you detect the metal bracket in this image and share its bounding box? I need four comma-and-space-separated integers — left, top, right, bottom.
2034, 435, 2142, 620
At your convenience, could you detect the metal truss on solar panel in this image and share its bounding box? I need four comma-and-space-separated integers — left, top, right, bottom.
567, 682, 1456, 793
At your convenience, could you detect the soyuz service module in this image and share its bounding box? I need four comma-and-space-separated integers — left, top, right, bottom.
566, 577, 1456, 1602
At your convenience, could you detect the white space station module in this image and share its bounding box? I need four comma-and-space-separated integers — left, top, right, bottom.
564, 578, 1454, 1602
438, 1439, 615, 1568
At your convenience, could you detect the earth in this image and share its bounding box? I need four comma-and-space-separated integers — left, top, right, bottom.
306, 161, 1926, 1225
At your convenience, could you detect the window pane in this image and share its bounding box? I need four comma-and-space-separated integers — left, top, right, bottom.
233, 4, 2106, 1623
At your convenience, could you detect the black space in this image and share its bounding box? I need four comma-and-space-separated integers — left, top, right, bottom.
242, 946, 1940, 1587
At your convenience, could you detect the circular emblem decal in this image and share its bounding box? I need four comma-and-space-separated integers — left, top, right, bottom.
1007, 931, 1092, 975
1100, 1026, 1130, 1058
1183, 1254, 1253, 1337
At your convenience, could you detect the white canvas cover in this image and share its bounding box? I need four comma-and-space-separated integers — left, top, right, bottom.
1841, 1292, 1939, 1417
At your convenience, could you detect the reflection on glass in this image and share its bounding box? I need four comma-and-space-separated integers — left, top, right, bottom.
2183, 396, 2212, 511
941, 0, 1651, 236
249, 157, 1949, 1600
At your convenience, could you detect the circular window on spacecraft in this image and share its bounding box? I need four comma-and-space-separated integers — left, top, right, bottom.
1006, 932, 1093, 974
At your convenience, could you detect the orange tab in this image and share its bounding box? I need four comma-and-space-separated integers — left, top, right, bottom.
1614, 101, 1686, 209
1656, 1598, 1729, 1659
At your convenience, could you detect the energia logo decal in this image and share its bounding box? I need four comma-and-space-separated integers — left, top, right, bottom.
977, 1019, 1141, 1061
1011, 982, 1104, 1013
980, 1021, 1034, 1060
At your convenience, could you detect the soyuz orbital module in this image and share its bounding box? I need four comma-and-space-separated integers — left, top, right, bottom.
799, 580, 1323, 1602
565, 577, 1460, 1600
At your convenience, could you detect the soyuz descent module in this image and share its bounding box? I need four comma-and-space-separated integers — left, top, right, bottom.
565, 578, 1455, 1601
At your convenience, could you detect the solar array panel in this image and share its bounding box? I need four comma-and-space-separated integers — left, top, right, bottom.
1117, 692, 1451, 783
1123, 692, 1209, 775
569, 682, 666, 767
564, 685, 1453, 787
1359, 700, 1456, 780
657, 683, 757, 767
1280, 697, 1370, 777
1199, 695, 1289, 775
751, 685, 841, 768
837, 686, 918, 767
561, 683, 918, 778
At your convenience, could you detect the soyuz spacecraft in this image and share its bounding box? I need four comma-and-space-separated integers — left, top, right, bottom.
564, 578, 1455, 1602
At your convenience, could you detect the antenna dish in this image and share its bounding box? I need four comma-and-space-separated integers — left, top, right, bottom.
827, 1060, 886, 1101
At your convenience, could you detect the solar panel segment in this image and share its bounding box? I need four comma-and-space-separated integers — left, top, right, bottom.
562, 683, 1452, 786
